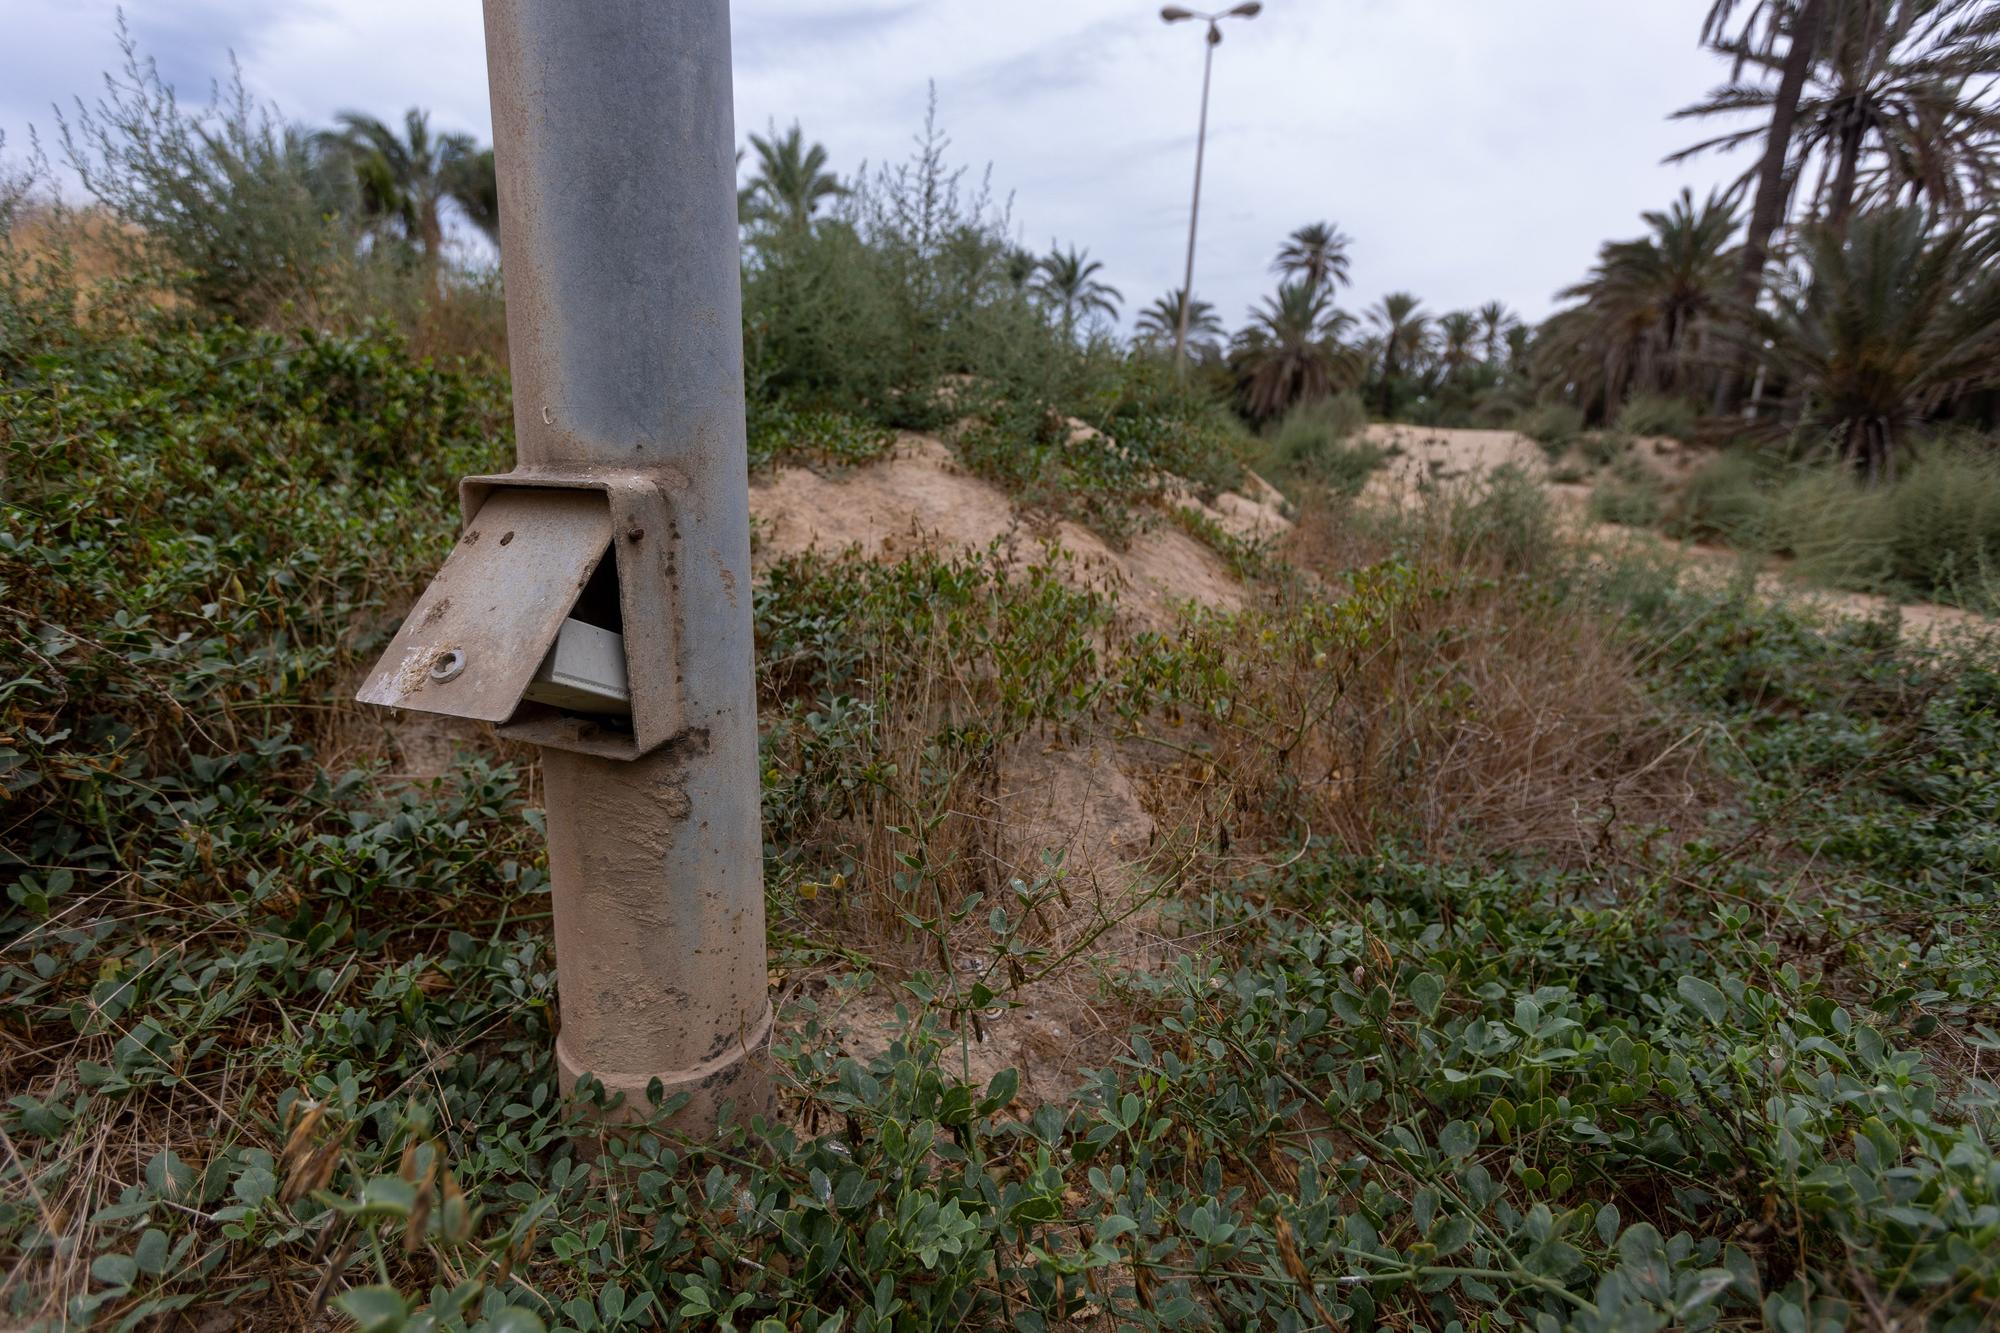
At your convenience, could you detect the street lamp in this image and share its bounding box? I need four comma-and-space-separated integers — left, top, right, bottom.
1161, 2, 1261, 377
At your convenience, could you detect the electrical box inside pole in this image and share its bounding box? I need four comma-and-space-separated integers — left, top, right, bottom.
355, 472, 681, 760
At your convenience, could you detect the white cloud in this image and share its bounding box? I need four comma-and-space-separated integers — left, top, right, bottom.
3, 0, 1760, 328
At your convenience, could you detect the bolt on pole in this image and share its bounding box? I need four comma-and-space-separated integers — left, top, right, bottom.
359, 0, 771, 1135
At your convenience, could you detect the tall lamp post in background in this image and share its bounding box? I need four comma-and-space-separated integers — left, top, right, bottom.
1161, 2, 1261, 377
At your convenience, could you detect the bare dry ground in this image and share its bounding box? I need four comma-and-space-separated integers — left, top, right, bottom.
1360, 421, 1997, 645
750, 433, 1288, 628
748, 437, 1294, 1090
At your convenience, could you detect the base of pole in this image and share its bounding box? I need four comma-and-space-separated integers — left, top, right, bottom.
557, 1001, 775, 1133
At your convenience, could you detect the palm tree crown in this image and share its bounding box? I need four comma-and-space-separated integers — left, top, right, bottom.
1272, 222, 1354, 293
1756, 208, 2000, 479
1674, 0, 2000, 229
744, 123, 845, 229
1233, 280, 1360, 421
1540, 189, 1739, 410
1137, 288, 1222, 349
1368, 291, 1432, 412
1477, 301, 1519, 362
321, 108, 491, 259
1031, 245, 1122, 339
1437, 311, 1481, 377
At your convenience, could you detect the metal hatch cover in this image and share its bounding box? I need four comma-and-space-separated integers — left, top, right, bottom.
356, 488, 613, 722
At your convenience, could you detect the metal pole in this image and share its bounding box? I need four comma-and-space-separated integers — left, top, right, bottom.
1171, 27, 1216, 378
482, 0, 770, 1130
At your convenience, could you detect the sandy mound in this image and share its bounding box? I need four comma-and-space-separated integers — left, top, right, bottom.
751, 433, 1285, 628
815, 737, 1179, 1097
1361, 423, 1548, 497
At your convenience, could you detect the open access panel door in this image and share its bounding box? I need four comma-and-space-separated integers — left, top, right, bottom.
356, 488, 613, 723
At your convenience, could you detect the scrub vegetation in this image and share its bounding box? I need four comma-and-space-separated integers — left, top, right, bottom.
4, 10, 2000, 1333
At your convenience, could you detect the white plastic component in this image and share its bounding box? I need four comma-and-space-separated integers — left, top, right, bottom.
523, 618, 632, 716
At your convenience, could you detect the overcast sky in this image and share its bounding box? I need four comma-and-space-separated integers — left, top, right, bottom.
3, 0, 1756, 330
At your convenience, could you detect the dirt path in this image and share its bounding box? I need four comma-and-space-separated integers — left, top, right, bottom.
1589, 523, 1997, 643
1357, 422, 1997, 646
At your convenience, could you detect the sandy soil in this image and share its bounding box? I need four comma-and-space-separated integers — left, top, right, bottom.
749, 437, 1302, 1093
1358, 422, 1994, 645
1360, 423, 1551, 497
1590, 523, 1997, 644
750, 433, 1289, 629
817, 737, 1180, 1096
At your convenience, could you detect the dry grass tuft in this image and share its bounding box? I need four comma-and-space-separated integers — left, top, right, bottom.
1197, 480, 1712, 863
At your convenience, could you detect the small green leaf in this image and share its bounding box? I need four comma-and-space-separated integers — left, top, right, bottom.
132, 1228, 168, 1276
90, 1253, 137, 1288
334, 1284, 410, 1332
1438, 1119, 1476, 1158
1411, 972, 1444, 1019
980, 1067, 1020, 1112
1431, 1214, 1475, 1257
1676, 976, 1727, 1023
233, 1166, 276, 1208
487, 1310, 549, 1333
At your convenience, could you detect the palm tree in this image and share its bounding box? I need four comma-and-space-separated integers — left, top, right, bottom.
446, 147, 499, 245
1003, 245, 1039, 291
1675, 0, 1999, 232
744, 123, 844, 229
1137, 288, 1222, 350
321, 108, 489, 263
1232, 281, 1360, 422
1272, 222, 1353, 294
1438, 311, 1480, 379
1678, 0, 1829, 407
1368, 292, 1431, 415
1477, 301, 1519, 363
1543, 189, 1739, 411
1031, 245, 1122, 341
1755, 208, 2000, 481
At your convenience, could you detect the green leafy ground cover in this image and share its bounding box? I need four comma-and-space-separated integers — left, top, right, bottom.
3, 316, 1998, 1332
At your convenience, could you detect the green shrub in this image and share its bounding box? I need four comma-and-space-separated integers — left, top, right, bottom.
1517, 401, 1584, 452
1368, 463, 1564, 576
742, 99, 1071, 430
1668, 450, 1771, 543
1877, 447, 2000, 607
1615, 392, 1698, 441
1762, 467, 1895, 588
1589, 465, 1663, 527
56, 23, 355, 317
747, 400, 897, 471
1750, 445, 2000, 608
953, 360, 1251, 541
1577, 429, 1631, 469
1257, 391, 1380, 495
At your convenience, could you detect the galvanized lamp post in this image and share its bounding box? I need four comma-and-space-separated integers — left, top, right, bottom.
358, 0, 771, 1132
1160, 2, 1261, 377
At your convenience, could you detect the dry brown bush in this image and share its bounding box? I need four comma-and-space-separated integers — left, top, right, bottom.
1166, 481, 1713, 865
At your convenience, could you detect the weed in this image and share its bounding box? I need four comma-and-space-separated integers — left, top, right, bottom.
1590, 461, 1664, 527
1255, 393, 1381, 497
1518, 402, 1584, 454
1614, 393, 1697, 442
6, 231, 2000, 1333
